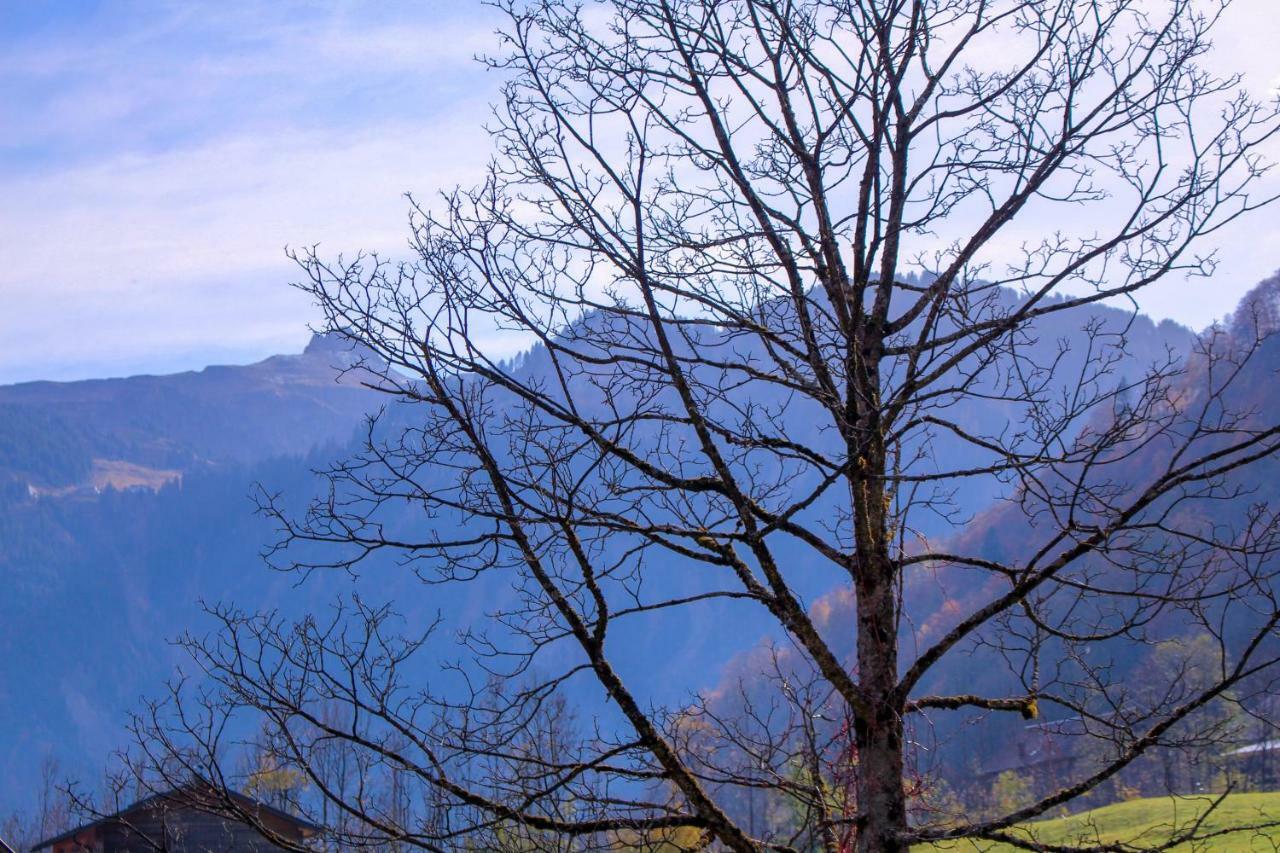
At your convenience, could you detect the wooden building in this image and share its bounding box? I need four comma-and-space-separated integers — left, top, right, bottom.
31, 783, 319, 852
1226, 738, 1280, 788
971, 716, 1087, 798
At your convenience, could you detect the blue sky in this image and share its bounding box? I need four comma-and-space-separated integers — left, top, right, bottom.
0, 1, 499, 383
2, 1, 1279, 384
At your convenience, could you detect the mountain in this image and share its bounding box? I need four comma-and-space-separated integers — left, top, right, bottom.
0, 334, 384, 812
0, 333, 381, 497
700, 273, 1280, 813
0, 296, 1199, 817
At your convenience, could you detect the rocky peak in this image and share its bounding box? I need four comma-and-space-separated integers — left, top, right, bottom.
303, 331, 387, 372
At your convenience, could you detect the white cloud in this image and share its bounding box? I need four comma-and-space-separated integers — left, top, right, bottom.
0, 119, 492, 383
2, 0, 1279, 383
0, 2, 500, 383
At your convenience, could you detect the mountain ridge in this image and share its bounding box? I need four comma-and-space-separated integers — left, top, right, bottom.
0, 290, 1223, 817
0, 332, 383, 496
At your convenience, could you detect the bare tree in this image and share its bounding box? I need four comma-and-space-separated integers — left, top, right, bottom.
0, 757, 75, 852
128, 0, 1280, 850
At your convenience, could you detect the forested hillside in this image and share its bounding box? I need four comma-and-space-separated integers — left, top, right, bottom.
0, 290, 1206, 818
0, 335, 383, 810
0, 333, 380, 495
703, 273, 1280, 829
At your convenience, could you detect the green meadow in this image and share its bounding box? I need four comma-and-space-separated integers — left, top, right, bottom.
918, 792, 1280, 851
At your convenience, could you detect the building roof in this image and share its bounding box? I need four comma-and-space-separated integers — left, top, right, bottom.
31, 781, 320, 851
1228, 739, 1280, 757
978, 716, 1091, 777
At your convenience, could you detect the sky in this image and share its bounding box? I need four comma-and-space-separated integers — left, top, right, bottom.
2, 0, 1279, 385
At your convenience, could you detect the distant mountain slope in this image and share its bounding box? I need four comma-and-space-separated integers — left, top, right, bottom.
0, 333, 381, 495
703, 273, 1280, 808
0, 335, 385, 815
0, 294, 1199, 817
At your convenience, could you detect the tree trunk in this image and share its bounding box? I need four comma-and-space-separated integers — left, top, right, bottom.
851, 342, 907, 853
854, 554, 907, 853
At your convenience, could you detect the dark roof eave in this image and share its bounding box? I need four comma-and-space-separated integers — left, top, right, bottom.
30, 784, 320, 850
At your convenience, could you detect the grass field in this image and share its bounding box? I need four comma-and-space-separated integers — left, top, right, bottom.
917, 792, 1280, 851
